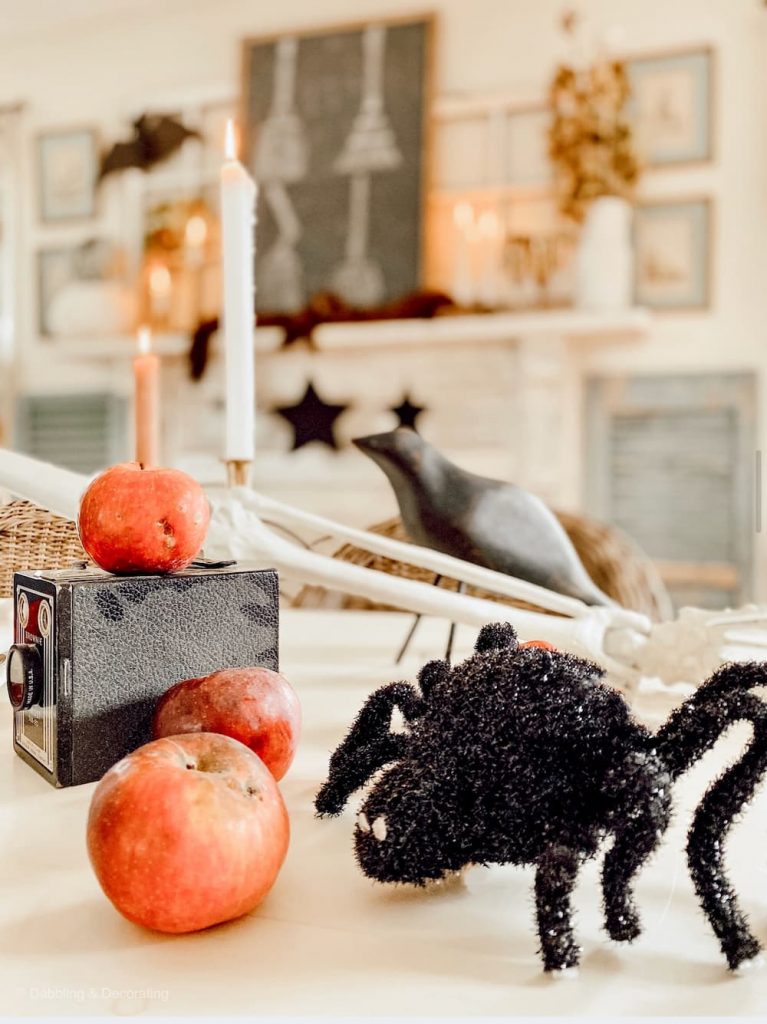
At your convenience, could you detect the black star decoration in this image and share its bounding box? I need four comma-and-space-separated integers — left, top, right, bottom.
391, 394, 426, 432
274, 381, 349, 452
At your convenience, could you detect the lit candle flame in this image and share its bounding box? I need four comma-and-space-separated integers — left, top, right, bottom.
137, 325, 151, 356
185, 214, 208, 249
453, 201, 474, 232
148, 263, 171, 297
225, 118, 238, 161
478, 209, 501, 238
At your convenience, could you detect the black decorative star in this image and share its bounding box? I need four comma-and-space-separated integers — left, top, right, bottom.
391, 394, 426, 432
274, 381, 349, 452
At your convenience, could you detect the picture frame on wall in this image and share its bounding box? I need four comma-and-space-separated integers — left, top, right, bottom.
633, 197, 712, 310
37, 127, 99, 223
37, 247, 77, 336
37, 240, 115, 337
241, 14, 433, 315
627, 47, 713, 167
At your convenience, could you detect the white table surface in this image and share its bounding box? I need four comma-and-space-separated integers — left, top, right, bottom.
1, 605, 767, 1018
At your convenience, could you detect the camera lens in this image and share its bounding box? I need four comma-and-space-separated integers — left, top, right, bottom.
6, 645, 42, 711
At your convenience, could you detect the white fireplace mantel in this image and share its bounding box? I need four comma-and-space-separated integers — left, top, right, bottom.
312, 308, 651, 350
52, 307, 651, 361
41, 308, 652, 522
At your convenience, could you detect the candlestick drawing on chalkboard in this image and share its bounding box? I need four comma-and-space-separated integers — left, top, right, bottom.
332, 24, 402, 307
332, 173, 383, 307
262, 182, 304, 312
254, 36, 307, 183
255, 36, 307, 312
244, 17, 429, 315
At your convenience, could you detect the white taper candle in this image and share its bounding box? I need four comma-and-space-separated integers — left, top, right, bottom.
221, 119, 257, 463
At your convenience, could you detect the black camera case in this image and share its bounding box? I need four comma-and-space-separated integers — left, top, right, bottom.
6, 561, 279, 787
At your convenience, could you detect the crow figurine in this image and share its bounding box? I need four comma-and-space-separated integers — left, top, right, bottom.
354, 428, 613, 607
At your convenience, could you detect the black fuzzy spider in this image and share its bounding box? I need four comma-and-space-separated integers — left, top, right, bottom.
315, 622, 767, 974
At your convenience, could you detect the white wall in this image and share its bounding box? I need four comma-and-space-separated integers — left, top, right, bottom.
1, 0, 767, 588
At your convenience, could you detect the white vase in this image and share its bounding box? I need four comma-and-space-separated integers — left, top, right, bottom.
574, 196, 633, 311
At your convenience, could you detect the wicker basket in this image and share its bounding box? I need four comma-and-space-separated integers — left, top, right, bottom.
294, 513, 672, 622
0, 500, 88, 598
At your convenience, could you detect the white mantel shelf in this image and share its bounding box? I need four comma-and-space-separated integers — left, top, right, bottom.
313, 307, 651, 350
53, 308, 651, 361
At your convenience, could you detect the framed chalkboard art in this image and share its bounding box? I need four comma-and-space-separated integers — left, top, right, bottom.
242, 15, 433, 315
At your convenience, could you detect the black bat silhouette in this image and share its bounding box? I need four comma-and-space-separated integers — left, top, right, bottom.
99, 113, 200, 181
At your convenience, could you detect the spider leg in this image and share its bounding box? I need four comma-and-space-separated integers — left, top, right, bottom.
655, 663, 767, 968
655, 661, 767, 780
685, 690, 767, 969
534, 845, 582, 972
315, 682, 425, 816
602, 751, 672, 943
315, 732, 410, 817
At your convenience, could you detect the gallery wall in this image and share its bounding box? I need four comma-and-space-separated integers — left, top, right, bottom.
1, 0, 764, 374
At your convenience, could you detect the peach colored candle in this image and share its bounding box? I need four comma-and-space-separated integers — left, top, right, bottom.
133, 325, 160, 467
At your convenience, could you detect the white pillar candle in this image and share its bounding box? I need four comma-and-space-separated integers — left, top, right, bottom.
451, 201, 474, 307
220, 119, 257, 463
477, 208, 503, 309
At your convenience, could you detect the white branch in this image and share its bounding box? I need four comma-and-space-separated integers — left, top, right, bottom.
248, 489, 648, 632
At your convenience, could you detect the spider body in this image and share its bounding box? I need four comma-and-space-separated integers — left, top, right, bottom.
316, 623, 767, 973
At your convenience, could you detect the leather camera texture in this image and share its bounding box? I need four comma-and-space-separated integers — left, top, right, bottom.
68, 568, 279, 784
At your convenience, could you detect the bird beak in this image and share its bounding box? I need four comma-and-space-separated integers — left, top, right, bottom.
352, 434, 382, 454
353, 429, 416, 455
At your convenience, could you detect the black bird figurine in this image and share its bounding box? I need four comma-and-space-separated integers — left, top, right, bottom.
354, 428, 613, 609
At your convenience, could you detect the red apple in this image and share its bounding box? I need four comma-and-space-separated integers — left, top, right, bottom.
78, 462, 210, 574
87, 733, 289, 934
153, 667, 301, 781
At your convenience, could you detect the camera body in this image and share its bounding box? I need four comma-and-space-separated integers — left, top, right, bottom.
6, 561, 279, 788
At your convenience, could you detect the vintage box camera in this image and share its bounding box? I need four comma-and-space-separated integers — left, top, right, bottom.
5, 561, 279, 788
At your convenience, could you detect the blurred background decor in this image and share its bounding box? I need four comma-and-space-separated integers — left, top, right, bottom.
98, 113, 200, 181
140, 192, 221, 331
37, 239, 134, 338
633, 197, 711, 310
504, 229, 575, 308
627, 47, 713, 167
243, 15, 432, 314
548, 35, 641, 310
586, 373, 754, 610
0, 0, 764, 619
36, 126, 98, 223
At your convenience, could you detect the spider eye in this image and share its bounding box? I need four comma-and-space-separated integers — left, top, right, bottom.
372, 815, 388, 841
357, 812, 371, 832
